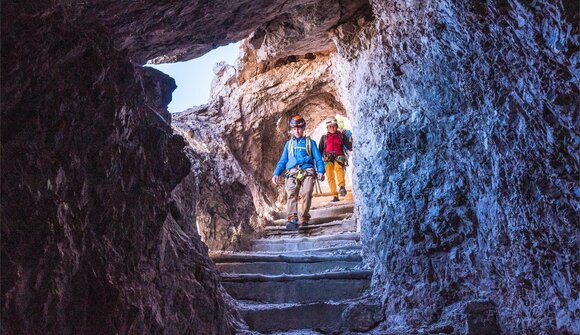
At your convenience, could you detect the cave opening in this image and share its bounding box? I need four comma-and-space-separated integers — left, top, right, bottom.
161, 41, 366, 332
160, 32, 362, 255
2, 0, 577, 334
146, 42, 241, 113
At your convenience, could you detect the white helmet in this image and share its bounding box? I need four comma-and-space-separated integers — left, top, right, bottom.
325, 117, 338, 127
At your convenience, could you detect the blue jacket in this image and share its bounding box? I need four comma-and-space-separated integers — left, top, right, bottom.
273, 137, 325, 176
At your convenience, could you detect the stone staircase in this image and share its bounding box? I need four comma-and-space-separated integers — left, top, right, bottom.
211, 196, 371, 334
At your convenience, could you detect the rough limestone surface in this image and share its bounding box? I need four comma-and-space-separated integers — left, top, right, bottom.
332, 0, 579, 334
172, 49, 346, 250
1, 9, 242, 335
249, 0, 371, 62
171, 105, 259, 251
13, 0, 368, 64
342, 297, 383, 332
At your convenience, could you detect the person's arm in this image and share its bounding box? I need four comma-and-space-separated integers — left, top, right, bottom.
318, 135, 326, 157
311, 139, 326, 177
272, 142, 288, 184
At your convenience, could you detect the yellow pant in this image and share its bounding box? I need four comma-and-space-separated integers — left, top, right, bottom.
325, 161, 345, 197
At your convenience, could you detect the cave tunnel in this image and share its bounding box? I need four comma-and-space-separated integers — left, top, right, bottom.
1, 1, 578, 334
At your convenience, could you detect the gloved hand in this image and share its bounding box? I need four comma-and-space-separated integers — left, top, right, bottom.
317, 173, 325, 182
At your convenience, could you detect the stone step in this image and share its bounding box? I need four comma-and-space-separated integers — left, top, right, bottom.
210, 244, 362, 261
263, 225, 356, 239
250, 232, 360, 252
270, 330, 324, 335
238, 301, 349, 333
264, 220, 344, 232
264, 219, 356, 238
273, 201, 354, 220
268, 212, 352, 227
309, 202, 354, 218
222, 270, 371, 304
212, 251, 362, 263
280, 244, 361, 256
215, 253, 362, 275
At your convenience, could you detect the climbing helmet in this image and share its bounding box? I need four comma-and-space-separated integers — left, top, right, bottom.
325, 117, 338, 127
289, 115, 306, 128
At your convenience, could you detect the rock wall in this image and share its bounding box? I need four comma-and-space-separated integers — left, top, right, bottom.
332, 0, 579, 333
171, 105, 259, 251
1, 12, 241, 335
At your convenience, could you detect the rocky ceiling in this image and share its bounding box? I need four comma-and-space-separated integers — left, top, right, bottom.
3, 0, 370, 64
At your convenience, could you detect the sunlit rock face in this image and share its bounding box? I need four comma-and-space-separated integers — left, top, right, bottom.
248, 0, 372, 63
332, 0, 579, 333
171, 105, 259, 251
172, 46, 346, 250
1, 11, 241, 335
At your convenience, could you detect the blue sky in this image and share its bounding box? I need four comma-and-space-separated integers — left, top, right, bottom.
147, 42, 240, 113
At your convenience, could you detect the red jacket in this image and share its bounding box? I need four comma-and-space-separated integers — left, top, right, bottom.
318, 132, 352, 156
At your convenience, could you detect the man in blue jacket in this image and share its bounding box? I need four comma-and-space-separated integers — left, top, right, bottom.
272, 115, 325, 230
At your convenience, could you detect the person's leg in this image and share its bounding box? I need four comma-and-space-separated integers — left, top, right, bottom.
299, 171, 315, 224
335, 162, 346, 195
325, 161, 338, 197
284, 177, 299, 221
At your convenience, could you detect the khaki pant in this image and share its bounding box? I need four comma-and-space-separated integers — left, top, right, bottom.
285, 168, 315, 222
325, 161, 345, 197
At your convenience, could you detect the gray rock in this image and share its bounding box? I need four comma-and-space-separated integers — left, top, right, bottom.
1, 11, 242, 335
465, 301, 500, 335
342, 298, 383, 332
333, 1, 578, 333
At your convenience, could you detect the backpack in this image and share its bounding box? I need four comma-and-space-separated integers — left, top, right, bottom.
288, 136, 312, 158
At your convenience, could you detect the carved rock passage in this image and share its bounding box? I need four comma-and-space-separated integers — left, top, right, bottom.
172, 50, 347, 251
332, 0, 579, 333
1, 14, 241, 335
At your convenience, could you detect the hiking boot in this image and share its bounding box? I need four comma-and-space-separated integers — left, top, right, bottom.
339, 186, 347, 197
330, 196, 340, 202
286, 215, 299, 231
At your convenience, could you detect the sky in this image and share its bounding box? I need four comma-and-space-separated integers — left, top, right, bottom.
146, 42, 241, 113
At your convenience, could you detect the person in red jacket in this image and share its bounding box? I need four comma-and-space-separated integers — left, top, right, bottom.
318, 117, 352, 202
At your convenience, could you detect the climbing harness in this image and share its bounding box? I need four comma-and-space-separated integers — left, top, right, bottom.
335, 155, 348, 167
285, 166, 316, 182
